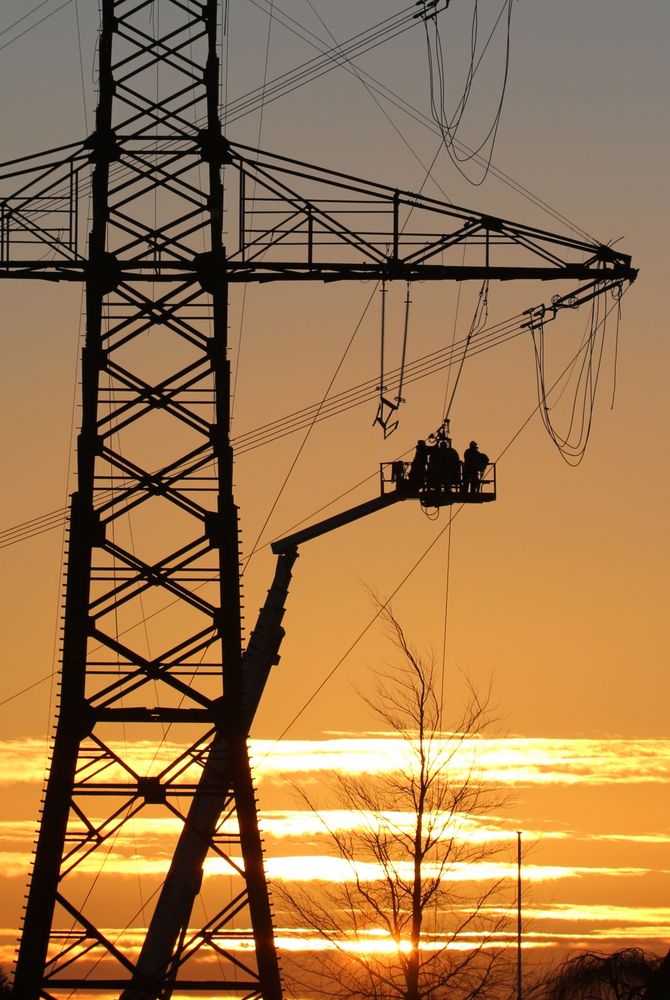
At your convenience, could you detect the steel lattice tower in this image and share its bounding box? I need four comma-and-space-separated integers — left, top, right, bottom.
13, 2, 283, 997
1, 2, 636, 998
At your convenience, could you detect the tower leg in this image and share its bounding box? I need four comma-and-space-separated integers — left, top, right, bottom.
14, 2, 283, 996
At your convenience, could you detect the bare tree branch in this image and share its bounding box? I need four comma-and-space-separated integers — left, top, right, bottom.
274, 605, 516, 1000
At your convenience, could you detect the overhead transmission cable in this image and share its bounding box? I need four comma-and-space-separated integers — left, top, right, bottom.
0, 1, 591, 243
443, 278, 489, 421
231, 308, 526, 449
230, 0, 275, 427
0, 0, 73, 55
242, 283, 379, 569
230, 0, 589, 237
424, 0, 515, 185
1, 0, 590, 241
298, 0, 453, 206
373, 282, 413, 438
441, 242, 467, 417
276, 501, 465, 740
227, 0, 586, 236
437, 248, 467, 725
0, 289, 625, 553
244, 70, 494, 564
529, 284, 621, 466
237, 2, 501, 560
0, 9, 626, 550
0, 0, 59, 37
271, 288, 631, 740
0, 286, 630, 716
227, 0, 431, 122
0, 4, 590, 277
610, 292, 622, 410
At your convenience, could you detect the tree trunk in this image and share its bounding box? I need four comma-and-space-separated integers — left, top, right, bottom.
406, 748, 427, 1000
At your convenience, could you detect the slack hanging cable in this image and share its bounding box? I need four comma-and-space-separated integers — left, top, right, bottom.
373, 280, 394, 436
0, 283, 629, 552
396, 283, 411, 405
374, 282, 412, 438
423, 0, 515, 186
443, 279, 489, 421
529, 283, 617, 466
610, 284, 623, 409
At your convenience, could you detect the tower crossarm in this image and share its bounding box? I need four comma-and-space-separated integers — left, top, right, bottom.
0, 145, 88, 275
224, 142, 636, 285
0, 141, 637, 286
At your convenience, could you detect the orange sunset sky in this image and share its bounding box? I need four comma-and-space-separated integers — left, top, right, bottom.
0, 0, 668, 989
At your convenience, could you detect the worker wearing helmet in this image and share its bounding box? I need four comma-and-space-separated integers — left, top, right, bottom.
408, 439, 429, 491
428, 439, 461, 492
463, 440, 486, 494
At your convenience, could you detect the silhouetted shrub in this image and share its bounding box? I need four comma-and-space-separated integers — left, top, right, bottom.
542, 948, 661, 1000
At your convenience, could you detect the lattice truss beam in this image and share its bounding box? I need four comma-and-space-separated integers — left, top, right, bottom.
3, 1, 636, 1000
0, 103, 635, 286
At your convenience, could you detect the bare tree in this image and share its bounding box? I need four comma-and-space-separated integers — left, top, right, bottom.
274, 609, 515, 1000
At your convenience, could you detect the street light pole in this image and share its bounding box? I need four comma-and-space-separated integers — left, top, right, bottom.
517, 830, 523, 1000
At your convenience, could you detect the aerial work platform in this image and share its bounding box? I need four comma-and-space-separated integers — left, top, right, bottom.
381, 459, 496, 505
272, 460, 496, 554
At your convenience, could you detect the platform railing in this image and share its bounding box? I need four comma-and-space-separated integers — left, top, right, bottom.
380, 459, 496, 502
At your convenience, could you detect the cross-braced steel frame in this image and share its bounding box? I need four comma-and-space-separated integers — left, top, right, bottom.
1, 2, 636, 999
12, 2, 284, 998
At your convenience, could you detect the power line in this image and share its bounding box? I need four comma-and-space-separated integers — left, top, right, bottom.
227, 0, 431, 122
0, 0, 62, 38
425, 0, 515, 185
271, 297, 630, 740
276, 502, 465, 740
242, 283, 378, 569
0, 306, 528, 552
0, 290, 629, 716
224, 0, 591, 238
0, 2, 592, 242
0, 0, 73, 55
0, 286, 625, 554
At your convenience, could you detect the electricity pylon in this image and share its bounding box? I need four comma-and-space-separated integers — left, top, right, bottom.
0, 1, 636, 998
